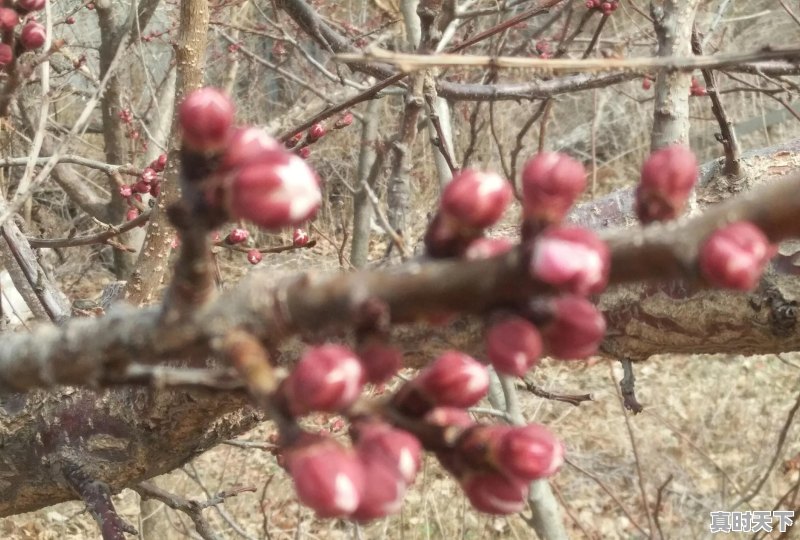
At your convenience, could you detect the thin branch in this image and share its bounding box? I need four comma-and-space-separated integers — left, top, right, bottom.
27, 210, 151, 249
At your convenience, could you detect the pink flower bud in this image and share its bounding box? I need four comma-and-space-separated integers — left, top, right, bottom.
461, 472, 528, 515
226, 227, 249, 245
285, 132, 302, 149
485, 316, 542, 376
307, 122, 327, 143
416, 351, 489, 408
16, 0, 45, 12
246, 248, 262, 265
178, 87, 234, 152
0, 8, 18, 32
140, 167, 157, 183
220, 127, 281, 170
133, 180, 151, 194
20, 21, 46, 50
496, 424, 564, 481
119, 184, 132, 198
284, 344, 365, 415
635, 145, 698, 224
441, 169, 512, 229
286, 436, 365, 518
352, 451, 407, 522
540, 295, 606, 359
126, 208, 139, 221
298, 146, 311, 159
642, 78, 652, 90
521, 152, 586, 224
357, 341, 402, 383
464, 237, 513, 260
355, 423, 421, 484
66, 16, 76, 24
699, 221, 774, 291
530, 227, 610, 295
150, 182, 161, 197
224, 149, 322, 229
152, 153, 168, 172
334, 111, 354, 129
292, 228, 309, 247
0, 43, 14, 66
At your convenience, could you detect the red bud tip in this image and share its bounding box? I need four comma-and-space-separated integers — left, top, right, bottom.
126, 208, 139, 221
246, 249, 262, 265
642, 78, 652, 90
486, 317, 543, 376
178, 88, 234, 152
464, 237, 513, 260
461, 472, 529, 515
286, 437, 365, 518
699, 221, 774, 291
0, 44, 14, 66
355, 423, 422, 484
0, 8, 18, 32
284, 344, 365, 415
133, 181, 150, 194
497, 424, 564, 481
357, 341, 403, 384
334, 111, 355, 129
307, 122, 327, 143
416, 351, 489, 408
635, 145, 698, 224
521, 152, 586, 224
152, 153, 168, 172
530, 227, 610, 295
292, 228, 309, 247
541, 295, 606, 359
119, 185, 132, 198
298, 146, 311, 159
441, 169, 512, 229
220, 127, 281, 170
20, 21, 46, 50
140, 167, 157, 184
285, 132, 303, 149
226, 228, 249, 244
225, 149, 322, 229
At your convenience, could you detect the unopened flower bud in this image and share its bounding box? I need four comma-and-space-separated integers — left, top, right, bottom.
334, 112, 354, 129
441, 169, 512, 229
0, 44, 13, 66
461, 472, 528, 515
178, 87, 234, 152
292, 228, 309, 247
119, 184, 132, 198
415, 351, 489, 408
307, 122, 327, 143
286, 436, 365, 518
223, 149, 322, 229
635, 145, 698, 224
496, 424, 564, 481
152, 153, 168, 172
126, 208, 139, 221
285, 132, 302, 149
521, 152, 586, 224
486, 316, 542, 376
133, 180, 151, 194
351, 451, 407, 522
284, 344, 365, 415
220, 127, 281, 170
246, 248, 262, 265
357, 341, 402, 384
298, 146, 311, 159
539, 295, 606, 359
140, 167, 157, 184
530, 227, 610, 295
0, 8, 18, 32
355, 423, 421, 484
226, 227, 249, 245
699, 221, 774, 291
20, 21, 46, 50
464, 237, 513, 260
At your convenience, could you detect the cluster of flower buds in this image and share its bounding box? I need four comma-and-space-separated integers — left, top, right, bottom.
0, 1, 46, 68
177, 87, 322, 231
585, 0, 619, 15
690, 76, 707, 97
534, 39, 552, 59
120, 154, 167, 219
282, 112, 354, 159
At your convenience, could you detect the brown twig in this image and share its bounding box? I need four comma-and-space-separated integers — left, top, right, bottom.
619, 357, 644, 414
522, 377, 593, 407
28, 211, 151, 249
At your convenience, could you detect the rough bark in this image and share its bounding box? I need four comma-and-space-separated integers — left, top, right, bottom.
350, 99, 381, 268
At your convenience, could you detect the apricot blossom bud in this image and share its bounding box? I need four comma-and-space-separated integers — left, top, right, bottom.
521, 152, 586, 223
0, 44, 13, 66
485, 316, 542, 376
246, 249, 262, 264
0, 8, 18, 32
126, 208, 139, 222
140, 167, 157, 184
220, 127, 281, 170
178, 88, 234, 152
496, 424, 564, 481
357, 341, 402, 383
286, 436, 365, 518
334, 111, 354, 129
355, 423, 421, 484
530, 227, 610, 295
464, 237, 513, 260
635, 145, 698, 224
284, 344, 364, 415
152, 153, 168, 172
699, 221, 773, 291
351, 451, 407, 521
226, 228, 249, 244
225, 149, 322, 229
461, 472, 528, 515
307, 122, 327, 143
416, 351, 489, 408
292, 228, 309, 247
441, 169, 512, 229
119, 185, 132, 198
20, 21, 46, 50
540, 295, 606, 359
